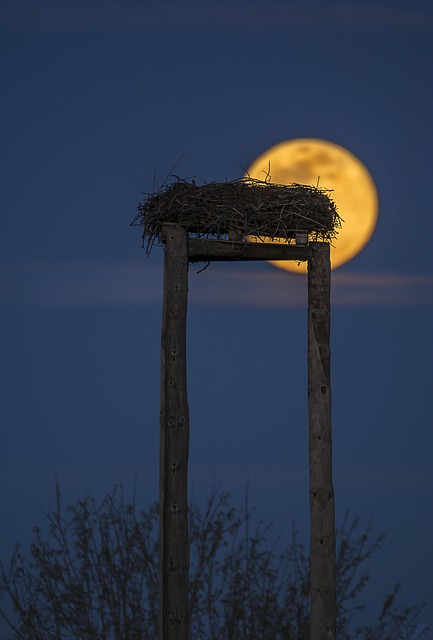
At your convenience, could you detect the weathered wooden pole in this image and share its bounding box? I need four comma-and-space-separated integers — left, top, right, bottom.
160, 224, 190, 640
308, 242, 336, 640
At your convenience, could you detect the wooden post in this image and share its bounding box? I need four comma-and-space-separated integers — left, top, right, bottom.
308, 242, 336, 640
160, 225, 190, 640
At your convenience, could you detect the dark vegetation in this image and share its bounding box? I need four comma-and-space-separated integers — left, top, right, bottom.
0, 486, 426, 640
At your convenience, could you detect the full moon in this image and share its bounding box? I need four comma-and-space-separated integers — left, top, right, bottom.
246, 139, 378, 273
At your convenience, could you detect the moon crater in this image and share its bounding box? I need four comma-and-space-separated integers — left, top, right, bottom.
246, 139, 378, 273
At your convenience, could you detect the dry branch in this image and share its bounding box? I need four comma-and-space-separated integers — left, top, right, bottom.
132, 176, 342, 254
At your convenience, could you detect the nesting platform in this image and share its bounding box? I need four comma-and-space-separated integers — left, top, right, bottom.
132, 177, 341, 257
135, 175, 339, 640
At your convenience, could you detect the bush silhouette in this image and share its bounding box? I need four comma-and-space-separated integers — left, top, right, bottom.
0, 485, 426, 640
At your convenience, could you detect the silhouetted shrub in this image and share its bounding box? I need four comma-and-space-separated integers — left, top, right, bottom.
0, 485, 427, 639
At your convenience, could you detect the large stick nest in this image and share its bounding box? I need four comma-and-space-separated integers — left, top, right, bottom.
132, 177, 342, 253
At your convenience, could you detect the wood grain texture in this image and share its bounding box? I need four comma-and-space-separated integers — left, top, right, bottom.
308, 242, 336, 640
160, 225, 190, 640
187, 237, 311, 262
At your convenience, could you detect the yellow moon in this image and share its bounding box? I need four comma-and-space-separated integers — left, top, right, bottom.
246, 139, 378, 273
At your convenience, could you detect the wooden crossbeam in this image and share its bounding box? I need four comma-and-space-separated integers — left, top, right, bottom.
187, 237, 312, 262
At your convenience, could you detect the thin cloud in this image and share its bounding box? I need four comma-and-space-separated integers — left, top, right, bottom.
331, 271, 433, 306
189, 267, 308, 308
1, 260, 432, 309
0, 260, 162, 309
1, 1, 432, 33
190, 267, 433, 308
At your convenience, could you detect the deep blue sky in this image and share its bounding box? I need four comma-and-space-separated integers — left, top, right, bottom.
1, 0, 433, 634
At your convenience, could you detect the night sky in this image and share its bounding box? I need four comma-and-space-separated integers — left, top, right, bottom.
1, 0, 433, 635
